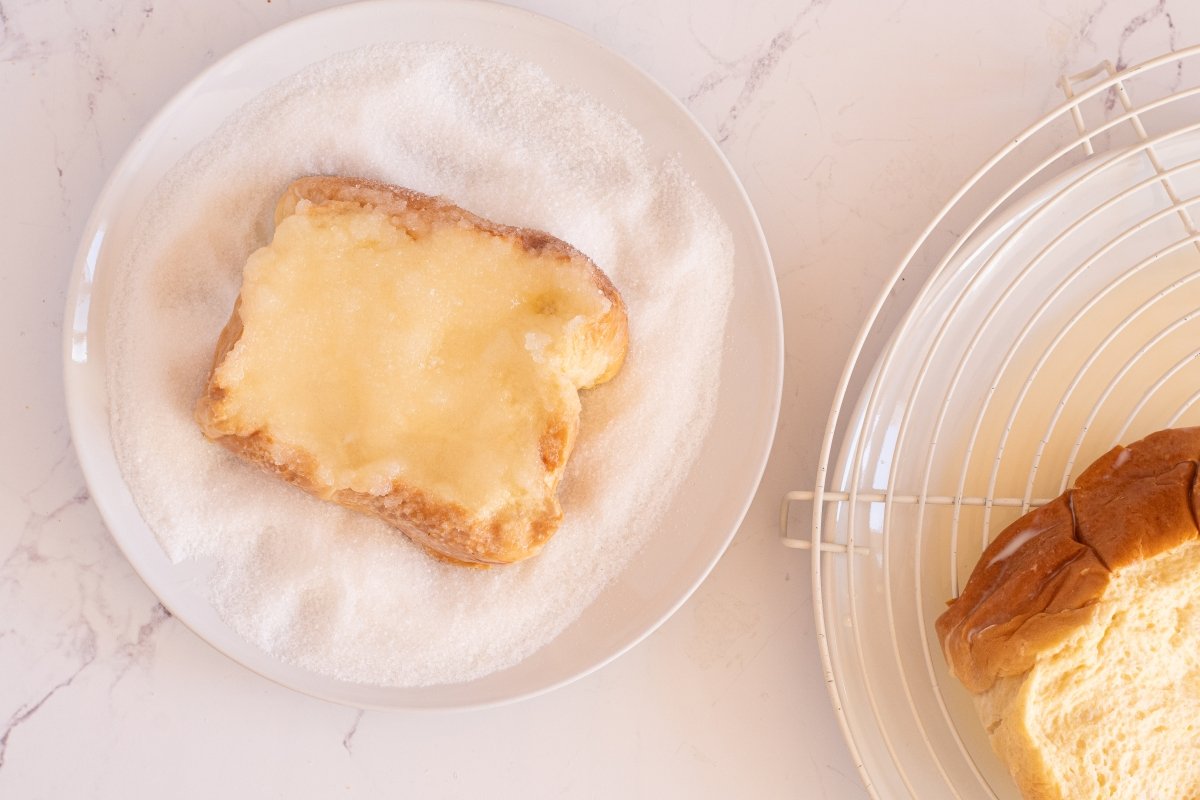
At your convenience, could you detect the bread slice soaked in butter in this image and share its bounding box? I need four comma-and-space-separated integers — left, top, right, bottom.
195, 177, 628, 566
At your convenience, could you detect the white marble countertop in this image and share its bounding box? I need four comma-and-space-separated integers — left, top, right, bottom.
4, 0, 1199, 797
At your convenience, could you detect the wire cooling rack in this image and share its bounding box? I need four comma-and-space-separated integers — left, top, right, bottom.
780, 49, 1200, 799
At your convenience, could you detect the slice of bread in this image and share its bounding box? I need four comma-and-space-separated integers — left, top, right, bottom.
195, 176, 628, 566
936, 427, 1200, 799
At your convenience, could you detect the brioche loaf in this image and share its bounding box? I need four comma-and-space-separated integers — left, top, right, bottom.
936, 427, 1200, 799
195, 176, 628, 566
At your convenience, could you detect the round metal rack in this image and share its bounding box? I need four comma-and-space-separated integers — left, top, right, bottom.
780, 49, 1200, 799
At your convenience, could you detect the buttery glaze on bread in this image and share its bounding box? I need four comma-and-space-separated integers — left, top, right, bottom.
936, 427, 1200, 799
195, 176, 628, 566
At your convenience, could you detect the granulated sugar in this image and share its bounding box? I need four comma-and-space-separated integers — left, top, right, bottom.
108, 43, 733, 686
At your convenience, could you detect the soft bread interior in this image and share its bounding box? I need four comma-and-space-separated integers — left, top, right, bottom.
977, 538, 1200, 799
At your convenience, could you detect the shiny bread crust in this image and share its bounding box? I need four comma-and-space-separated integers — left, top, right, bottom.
194, 176, 629, 566
935, 426, 1200, 692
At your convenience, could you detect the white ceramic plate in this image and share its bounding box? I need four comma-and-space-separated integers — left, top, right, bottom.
62, 0, 782, 709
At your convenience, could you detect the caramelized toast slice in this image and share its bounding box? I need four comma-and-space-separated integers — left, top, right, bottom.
195, 176, 628, 565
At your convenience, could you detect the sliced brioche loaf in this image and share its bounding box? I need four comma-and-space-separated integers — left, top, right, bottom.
936, 427, 1200, 799
195, 176, 628, 566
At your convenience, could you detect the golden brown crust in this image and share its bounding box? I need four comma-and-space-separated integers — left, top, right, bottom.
194, 176, 628, 566
936, 427, 1200, 693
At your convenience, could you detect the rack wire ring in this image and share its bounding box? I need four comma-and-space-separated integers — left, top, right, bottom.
781, 49, 1200, 799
